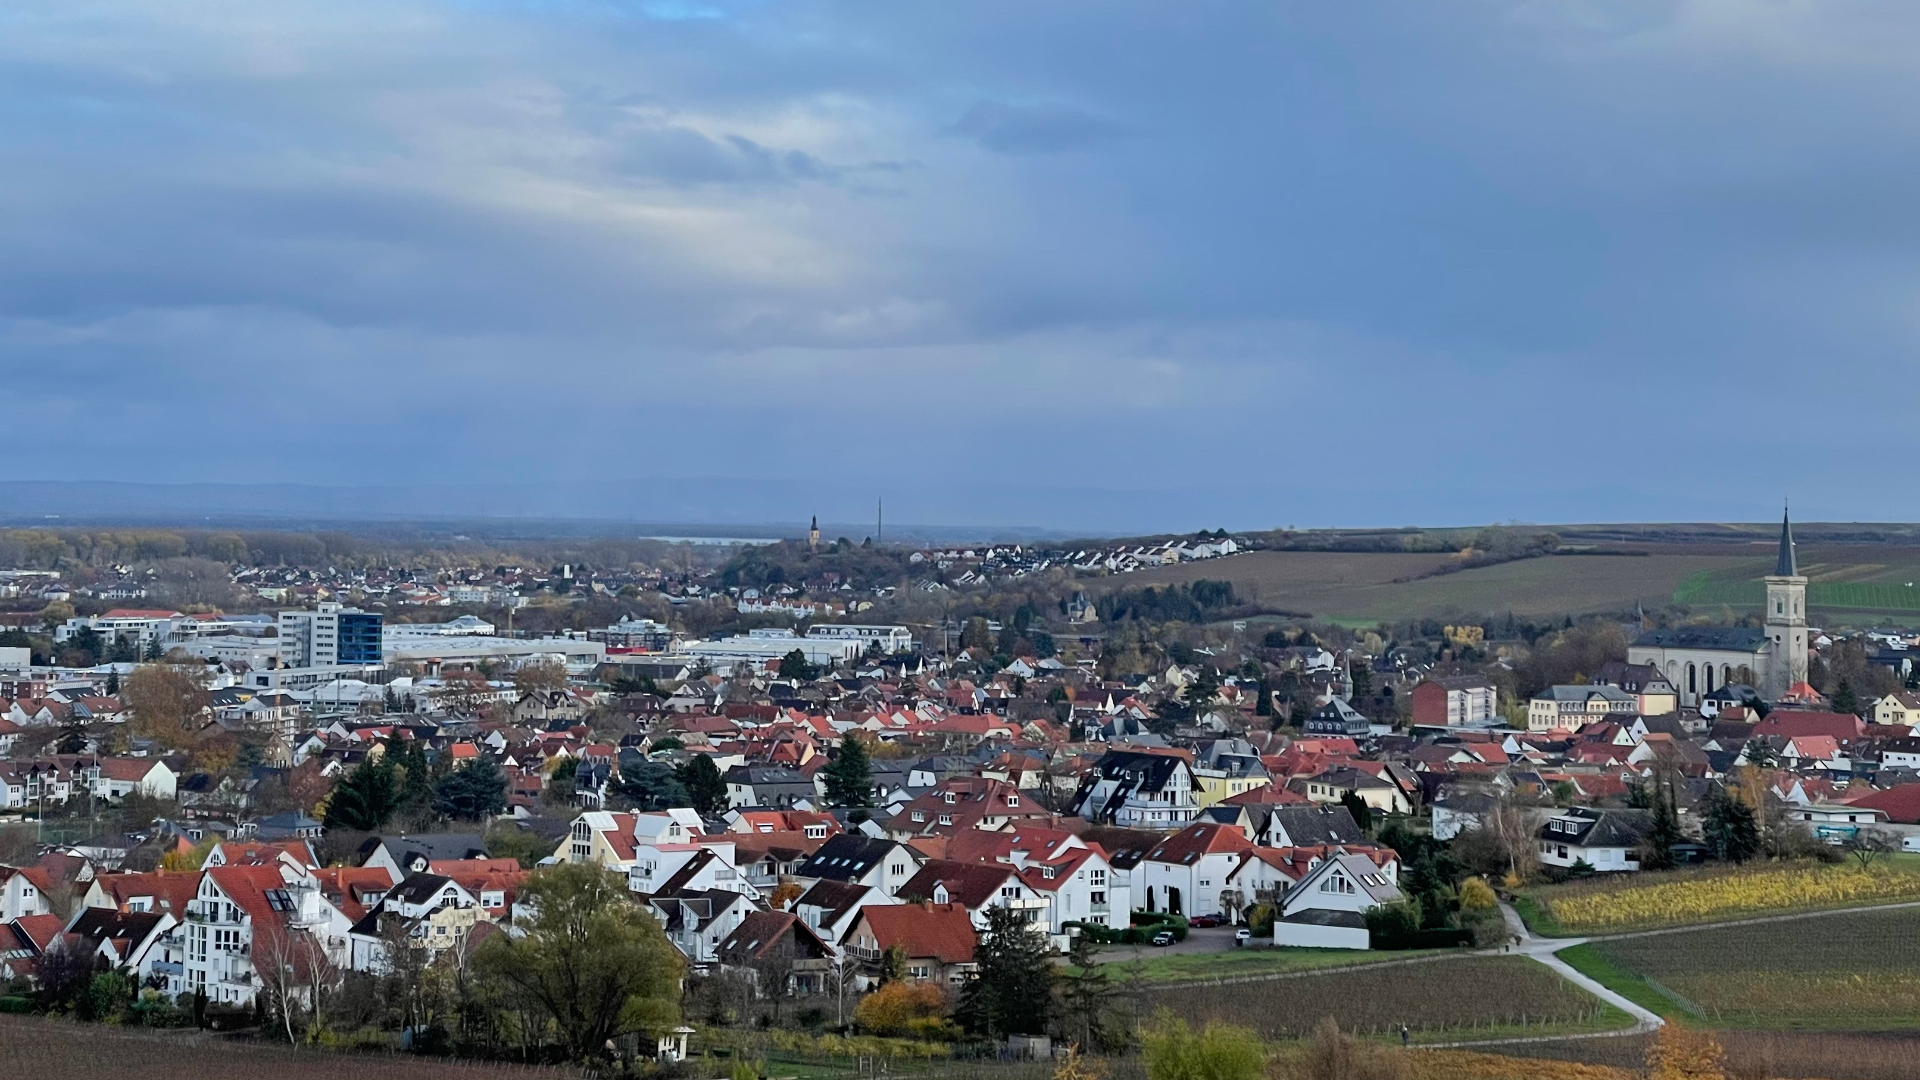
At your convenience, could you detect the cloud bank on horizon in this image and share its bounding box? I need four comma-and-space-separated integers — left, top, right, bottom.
4, 1, 1918, 531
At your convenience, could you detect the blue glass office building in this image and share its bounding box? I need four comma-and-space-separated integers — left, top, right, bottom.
337, 611, 384, 665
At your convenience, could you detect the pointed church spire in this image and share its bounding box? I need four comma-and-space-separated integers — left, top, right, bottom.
1774, 505, 1797, 577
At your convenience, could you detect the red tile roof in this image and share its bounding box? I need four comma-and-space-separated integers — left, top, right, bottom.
90, 869, 202, 915
855, 902, 976, 963
1846, 783, 1920, 825
9, 913, 62, 952
1144, 822, 1254, 864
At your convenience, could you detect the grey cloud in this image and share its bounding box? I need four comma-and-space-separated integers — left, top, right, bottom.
946, 100, 1126, 154
4, 0, 1920, 528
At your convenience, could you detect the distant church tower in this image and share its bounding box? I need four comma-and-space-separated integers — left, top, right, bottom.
1763, 507, 1808, 698
808, 515, 820, 553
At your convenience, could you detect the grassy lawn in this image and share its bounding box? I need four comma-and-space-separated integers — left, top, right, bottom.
1554, 944, 1690, 1019
1082, 945, 1440, 984
1519, 858, 1920, 935
1509, 894, 1565, 937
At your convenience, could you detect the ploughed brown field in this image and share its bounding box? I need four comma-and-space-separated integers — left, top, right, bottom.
0, 1014, 564, 1080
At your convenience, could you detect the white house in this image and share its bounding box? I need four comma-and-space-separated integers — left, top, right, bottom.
95, 758, 177, 801
177, 864, 351, 1005
1274, 853, 1405, 950
1536, 807, 1651, 873
1069, 750, 1199, 828
1136, 822, 1252, 919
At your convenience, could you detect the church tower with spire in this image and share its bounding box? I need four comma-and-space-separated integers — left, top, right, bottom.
808, 515, 820, 553
1763, 507, 1808, 698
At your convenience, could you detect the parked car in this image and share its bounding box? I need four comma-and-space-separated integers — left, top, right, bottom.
1234, 927, 1252, 946
1150, 930, 1176, 947
1188, 915, 1222, 928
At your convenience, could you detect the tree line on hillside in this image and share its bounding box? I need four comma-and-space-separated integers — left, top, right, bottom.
1096, 580, 1238, 623
0, 527, 735, 573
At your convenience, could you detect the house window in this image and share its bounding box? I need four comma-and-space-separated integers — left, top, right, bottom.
938, 815, 952, 826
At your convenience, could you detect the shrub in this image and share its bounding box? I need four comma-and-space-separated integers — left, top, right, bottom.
1130, 912, 1190, 942
855, 982, 959, 1041
1140, 1010, 1264, 1080
1645, 1025, 1727, 1080
1458, 877, 1497, 912
1272, 1017, 1409, 1080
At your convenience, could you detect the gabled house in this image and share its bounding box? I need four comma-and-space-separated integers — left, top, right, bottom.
840, 902, 977, 987
714, 910, 834, 995
649, 888, 756, 969
791, 834, 921, 894
1537, 807, 1651, 873
178, 864, 351, 1004
1136, 822, 1252, 919
1274, 853, 1405, 950
895, 859, 1050, 930
1068, 750, 1199, 828
791, 878, 894, 951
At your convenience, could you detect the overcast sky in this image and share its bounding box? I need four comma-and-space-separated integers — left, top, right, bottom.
6, 1, 1919, 532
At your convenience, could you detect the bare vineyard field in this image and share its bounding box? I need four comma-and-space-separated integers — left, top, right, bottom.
1143, 956, 1623, 1041
0, 1015, 568, 1080
1493, 1029, 1920, 1080
1588, 907, 1920, 1030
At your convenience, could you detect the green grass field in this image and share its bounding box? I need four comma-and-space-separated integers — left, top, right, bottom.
1576, 907, 1920, 1029
1109, 549, 1749, 623
1554, 944, 1691, 1018
1104, 540, 1920, 623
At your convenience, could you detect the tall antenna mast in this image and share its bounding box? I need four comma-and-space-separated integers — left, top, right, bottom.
877, 497, 883, 546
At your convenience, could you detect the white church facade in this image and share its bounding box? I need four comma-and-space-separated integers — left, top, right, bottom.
1628, 511, 1810, 708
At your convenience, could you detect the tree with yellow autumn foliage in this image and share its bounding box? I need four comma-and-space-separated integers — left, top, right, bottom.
1645, 1025, 1726, 1080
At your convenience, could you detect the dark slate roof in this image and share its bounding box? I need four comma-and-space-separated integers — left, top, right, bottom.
1281, 908, 1368, 929
1265, 805, 1367, 847
363, 833, 488, 865
1775, 508, 1798, 577
1633, 626, 1768, 653
390, 872, 455, 905
795, 834, 902, 881
1540, 808, 1652, 848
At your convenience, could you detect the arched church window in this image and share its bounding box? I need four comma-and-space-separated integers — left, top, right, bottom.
1687, 663, 1696, 695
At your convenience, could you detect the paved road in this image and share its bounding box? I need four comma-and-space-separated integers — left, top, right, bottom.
1496, 901, 1663, 1036
1095, 924, 1244, 960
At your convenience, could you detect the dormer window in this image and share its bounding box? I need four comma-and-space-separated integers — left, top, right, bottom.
943, 793, 956, 804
